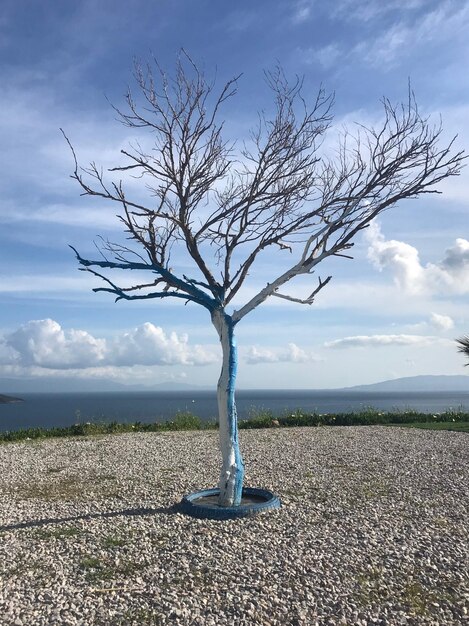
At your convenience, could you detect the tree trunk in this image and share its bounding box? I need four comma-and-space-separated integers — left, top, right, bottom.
211, 308, 245, 507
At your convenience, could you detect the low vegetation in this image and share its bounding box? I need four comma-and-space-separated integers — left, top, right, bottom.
239, 407, 469, 430
1, 407, 468, 443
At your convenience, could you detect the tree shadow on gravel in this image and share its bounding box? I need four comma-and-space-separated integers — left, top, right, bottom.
0, 504, 179, 532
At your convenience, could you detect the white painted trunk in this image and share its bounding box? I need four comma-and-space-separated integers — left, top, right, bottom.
212, 309, 244, 507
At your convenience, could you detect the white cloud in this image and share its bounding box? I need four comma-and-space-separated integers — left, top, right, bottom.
293, 0, 423, 26
0, 274, 103, 294
409, 312, 456, 333
0, 340, 17, 365
302, 44, 341, 70
365, 221, 469, 295
0, 362, 192, 386
352, 2, 469, 67
432, 105, 469, 204
301, 2, 469, 73
109, 323, 216, 367
325, 334, 440, 349
6, 320, 106, 369
223, 9, 259, 32
245, 346, 278, 364
245, 342, 320, 364
332, 0, 425, 23
0, 203, 122, 231
365, 222, 425, 292
291, 2, 313, 24
0, 76, 156, 240
3, 319, 217, 370
429, 312, 454, 331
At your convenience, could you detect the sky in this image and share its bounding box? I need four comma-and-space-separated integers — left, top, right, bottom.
0, 0, 468, 390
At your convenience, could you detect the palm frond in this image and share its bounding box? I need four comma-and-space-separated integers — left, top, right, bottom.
456, 335, 469, 364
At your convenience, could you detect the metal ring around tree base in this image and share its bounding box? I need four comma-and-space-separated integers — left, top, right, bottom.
179, 487, 281, 520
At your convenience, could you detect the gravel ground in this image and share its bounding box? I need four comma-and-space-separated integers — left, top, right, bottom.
0, 425, 468, 626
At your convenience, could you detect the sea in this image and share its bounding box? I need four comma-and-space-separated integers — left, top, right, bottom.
1, 390, 469, 432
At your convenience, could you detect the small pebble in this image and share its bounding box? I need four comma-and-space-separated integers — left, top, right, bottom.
0, 426, 467, 625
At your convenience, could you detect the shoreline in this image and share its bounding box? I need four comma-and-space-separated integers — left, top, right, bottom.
1, 406, 469, 442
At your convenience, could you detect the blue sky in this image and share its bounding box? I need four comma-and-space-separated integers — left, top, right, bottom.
0, 0, 468, 389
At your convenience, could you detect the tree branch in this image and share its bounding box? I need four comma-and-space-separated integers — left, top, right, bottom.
64, 56, 466, 323
70, 246, 217, 310
272, 276, 332, 305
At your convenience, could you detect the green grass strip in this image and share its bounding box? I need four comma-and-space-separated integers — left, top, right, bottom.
1, 407, 468, 443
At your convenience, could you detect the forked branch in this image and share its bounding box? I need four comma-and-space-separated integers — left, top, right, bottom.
272, 276, 332, 305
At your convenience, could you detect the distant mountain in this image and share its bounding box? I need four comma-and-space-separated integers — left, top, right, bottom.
0, 377, 129, 394
344, 375, 469, 392
150, 381, 209, 391
2, 374, 468, 395
0, 377, 206, 394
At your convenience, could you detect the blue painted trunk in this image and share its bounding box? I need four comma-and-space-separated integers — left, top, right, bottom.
212, 309, 245, 507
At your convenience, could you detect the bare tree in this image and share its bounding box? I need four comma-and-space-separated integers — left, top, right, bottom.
456, 336, 469, 365
64, 52, 466, 507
